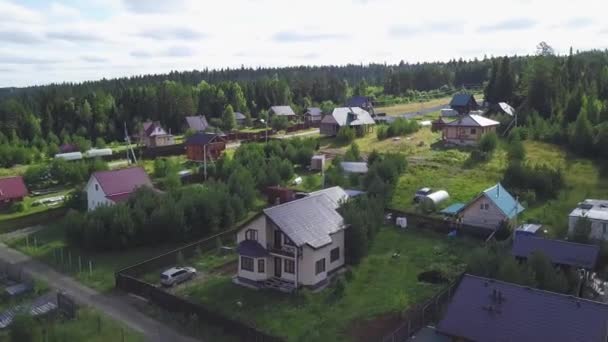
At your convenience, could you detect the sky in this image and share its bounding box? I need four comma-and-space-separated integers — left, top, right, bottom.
0, 0, 607, 87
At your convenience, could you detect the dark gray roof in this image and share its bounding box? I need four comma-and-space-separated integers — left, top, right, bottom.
511, 235, 599, 269
185, 132, 222, 145
185, 115, 210, 131
345, 96, 372, 108
263, 194, 345, 249
437, 275, 608, 342
449, 93, 477, 107
308, 186, 348, 204
270, 105, 295, 116
237, 240, 268, 258
235, 112, 246, 120
305, 107, 323, 117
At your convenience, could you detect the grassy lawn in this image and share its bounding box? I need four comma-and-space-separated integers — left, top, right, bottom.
178, 227, 474, 342
5, 224, 186, 292
376, 97, 452, 116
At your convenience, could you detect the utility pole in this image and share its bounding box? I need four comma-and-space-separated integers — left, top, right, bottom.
203, 144, 207, 180
124, 122, 137, 164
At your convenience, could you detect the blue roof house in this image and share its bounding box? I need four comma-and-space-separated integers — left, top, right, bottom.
458, 183, 524, 230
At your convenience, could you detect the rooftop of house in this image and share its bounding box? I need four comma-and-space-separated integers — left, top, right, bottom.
185, 115, 210, 131
436, 274, 608, 342
449, 93, 477, 107
91, 167, 152, 198
185, 132, 223, 146
512, 234, 599, 269
327, 107, 375, 127
481, 183, 525, 219
569, 199, 608, 221
445, 114, 500, 128
142, 121, 169, 137
263, 193, 345, 249
345, 96, 372, 108
516, 223, 543, 234
305, 107, 323, 116
270, 105, 296, 116
308, 186, 349, 205
0, 176, 28, 201
234, 112, 246, 120
340, 162, 369, 174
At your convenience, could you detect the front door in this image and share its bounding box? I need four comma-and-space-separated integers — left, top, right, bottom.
274, 257, 282, 278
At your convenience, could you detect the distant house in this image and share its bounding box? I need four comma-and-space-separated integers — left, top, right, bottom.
185, 115, 210, 132
139, 121, 174, 147
264, 186, 296, 205
568, 199, 608, 240
436, 274, 608, 342
234, 112, 247, 126
269, 106, 296, 119
449, 93, 478, 115
340, 162, 368, 174
511, 234, 599, 270
0, 176, 28, 208
86, 167, 152, 211
59, 144, 78, 153
442, 114, 500, 146
234, 187, 349, 292
457, 183, 524, 230
185, 132, 227, 161
304, 107, 323, 123
320, 107, 375, 136
345, 96, 374, 115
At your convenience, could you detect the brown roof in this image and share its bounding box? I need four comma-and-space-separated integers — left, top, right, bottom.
0, 176, 28, 201
92, 167, 152, 199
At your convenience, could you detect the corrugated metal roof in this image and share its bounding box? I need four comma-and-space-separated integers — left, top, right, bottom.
263, 194, 345, 249
512, 235, 599, 269
270, 105, 296, 116
569, 199, 608, 221
449, 93, 477, 107
440, 203, 465, 215
92, 167, 152, 197
0, 176, 28, 201
437, 274, 608, 342
340, 162, 369, 174
445, 114, 500, 127
305, 107, 323, 117
330, 107, 375, 127
482, 183, 524, 219
308, 186, 348, 205
185, 115, 210, 131
185, 132, 222, 145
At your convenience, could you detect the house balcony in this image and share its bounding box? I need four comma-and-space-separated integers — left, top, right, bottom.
267, 244, 296, 258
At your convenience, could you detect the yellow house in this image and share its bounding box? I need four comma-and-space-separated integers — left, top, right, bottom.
442, 114, 499, 146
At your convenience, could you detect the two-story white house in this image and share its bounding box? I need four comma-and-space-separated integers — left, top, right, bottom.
85, 166, 153, 211
234, 187, 349, 292
569, 199, 608, 240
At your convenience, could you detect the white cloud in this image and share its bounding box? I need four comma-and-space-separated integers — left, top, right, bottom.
1, 0, 607, 87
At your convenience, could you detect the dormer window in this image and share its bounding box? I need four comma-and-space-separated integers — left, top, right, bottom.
245, 229, 258, 241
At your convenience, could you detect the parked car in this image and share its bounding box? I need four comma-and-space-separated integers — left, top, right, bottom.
413, 187, 433, 203
160, 267, 197, 287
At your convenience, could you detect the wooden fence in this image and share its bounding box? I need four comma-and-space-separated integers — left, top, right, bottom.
381, 273, 465, 342
386, 209, 494, 240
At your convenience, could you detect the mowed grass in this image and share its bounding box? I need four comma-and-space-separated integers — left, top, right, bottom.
376, 97, 452, 116
178, 227, 474, 342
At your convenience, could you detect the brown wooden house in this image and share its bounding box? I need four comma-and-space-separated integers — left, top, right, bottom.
185, 133, 227, 161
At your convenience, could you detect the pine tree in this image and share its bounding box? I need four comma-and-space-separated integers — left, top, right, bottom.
569, 108, 594, 155
221, 104, 236, 131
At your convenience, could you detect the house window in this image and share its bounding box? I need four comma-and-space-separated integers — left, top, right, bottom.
315, 258, 326, 275
470, 128, 477, 134
330, 247, 340, 263
241, 256, 254, 272
258, 259, 265, 273
95, 184, 99, 191
284, 259, 295, 274
245, 229, 258, 241
480, 203, 489, 210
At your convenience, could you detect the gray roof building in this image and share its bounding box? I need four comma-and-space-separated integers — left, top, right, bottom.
308, 186, 349, 205
269, 105, 296, 117
328, 107, 375, 127
185, 115, 210, 131
511, 234, 599, 269
263, 193, 345, 249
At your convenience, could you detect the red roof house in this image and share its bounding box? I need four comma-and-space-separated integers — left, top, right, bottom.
0, 176, 28, 207
86, 167, 152, 211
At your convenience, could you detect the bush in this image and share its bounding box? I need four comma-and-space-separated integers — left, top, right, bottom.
571, 217, 592, 243
502, 160, 564, 200
376, 119, 420, 140
10, 314, 40, 342
336, 127, 356, 144
479, 131, 498, 154
271, 116, 289, 131
9, 201, 26, 213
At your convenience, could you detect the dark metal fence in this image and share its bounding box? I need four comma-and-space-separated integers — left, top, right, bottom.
381, 273, 465, 342
115, 214, 283, 341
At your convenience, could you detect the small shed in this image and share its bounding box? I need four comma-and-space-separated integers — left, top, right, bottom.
310, 155, 325, 171
440, 203, 465, 216
515, 223, 542, 236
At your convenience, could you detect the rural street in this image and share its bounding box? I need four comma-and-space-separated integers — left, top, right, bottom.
0, 242, 199, 342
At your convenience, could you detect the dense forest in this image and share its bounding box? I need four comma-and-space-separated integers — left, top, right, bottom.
1, 46, 608, 165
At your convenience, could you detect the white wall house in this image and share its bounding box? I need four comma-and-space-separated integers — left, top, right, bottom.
234, 187, 349, 292
86, 167, 153, 211
568, 199, 608, 240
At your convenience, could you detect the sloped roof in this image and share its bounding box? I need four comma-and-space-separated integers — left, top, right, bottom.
436, 274, 608, 342
305, 107, 323, 117
234, 112, 246, 120
308, 186, 348, 205
237, 240, 268, 258
185, 115, 210, 131
0, 176, 28, 201
512, 235, 599, 269
481, 183, 525, 219
345, 96, 372, 108
92, 167, 152, 197
270, 105, 295, 116
449, 93, 477, 107
185, 132, 223, 146
263, 194, 345, 249
340, 162, 369, 174
440, 203, 466, 215
445, 114, 500, 127
330, 107, 375, 127
143, 121, 168, 137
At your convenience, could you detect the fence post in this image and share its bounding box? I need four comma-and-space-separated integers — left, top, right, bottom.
89, 261, 93, 276
78, 256, 82, 273
68, 251, 72, 270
